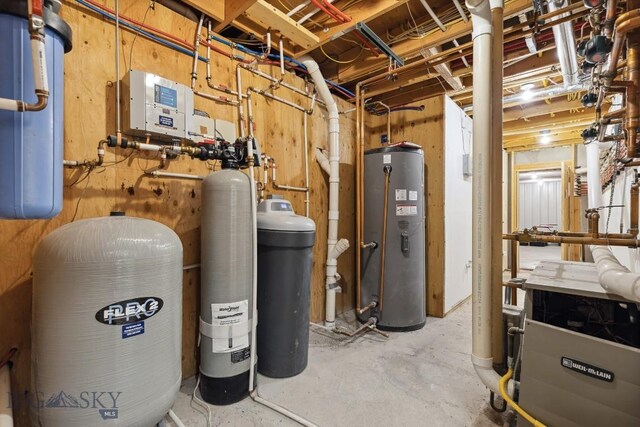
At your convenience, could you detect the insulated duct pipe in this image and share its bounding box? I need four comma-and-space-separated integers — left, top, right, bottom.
463, 83, 588, 111
585, 142, 603, 210
591, 246, 640, 303
548, 0, 580, 86
300, 55, 349, 328
467, 0, 501, 394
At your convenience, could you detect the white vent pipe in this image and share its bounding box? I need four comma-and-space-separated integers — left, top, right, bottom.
300, 55, 349, 328
592, 246, 640, 303
548, 0, 580, 86
585, 142, 603, 210
467, 0, 502, 394
0, 363, 13, 427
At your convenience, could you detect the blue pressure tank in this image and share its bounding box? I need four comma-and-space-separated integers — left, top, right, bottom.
0, 1, 72, 219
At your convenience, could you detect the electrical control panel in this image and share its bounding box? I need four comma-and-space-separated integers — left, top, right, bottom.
189, 113, 217, 145
122, 70, 194, 142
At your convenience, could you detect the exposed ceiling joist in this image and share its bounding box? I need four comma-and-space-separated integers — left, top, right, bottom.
181, 0, 225, 21
244, 0, 319, 49
504, 98, 585, 122
213, 0, 258, 33
336, 0, 533, 83
293, 0, 411, 58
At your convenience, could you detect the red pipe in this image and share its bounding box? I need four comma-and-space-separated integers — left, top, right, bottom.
309, 0, 348, 23
319, 0, 351, 23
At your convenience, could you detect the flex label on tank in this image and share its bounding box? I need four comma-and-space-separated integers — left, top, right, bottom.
211, 300, 249, 353
396, 205, 418, 216
95, 297, 163, 326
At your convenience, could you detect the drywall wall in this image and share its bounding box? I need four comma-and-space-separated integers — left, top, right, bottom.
443, 97, 473, 313
0, 2, 356, 424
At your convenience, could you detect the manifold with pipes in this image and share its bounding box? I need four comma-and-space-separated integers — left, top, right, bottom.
466, 0, 640, 425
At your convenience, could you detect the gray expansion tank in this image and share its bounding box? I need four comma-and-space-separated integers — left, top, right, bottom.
359, 144, 426, 331
256, 197, 315, 378
199, 169, 255, 405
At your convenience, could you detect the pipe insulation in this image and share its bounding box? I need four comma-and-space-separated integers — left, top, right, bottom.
547, 0, 580, 86
592, 246, 640, 303
586, 142, 603, 210
300, 55, 349, 327
467, 0, 501, 394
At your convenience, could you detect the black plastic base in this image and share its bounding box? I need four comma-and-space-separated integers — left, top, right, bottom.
376, 319, 426, 332
199, 369, 255, 406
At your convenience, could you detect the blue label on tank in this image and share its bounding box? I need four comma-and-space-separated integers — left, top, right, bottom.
154, 84, 177, 107
122, 321, 144, 339
158, 115, 174, 128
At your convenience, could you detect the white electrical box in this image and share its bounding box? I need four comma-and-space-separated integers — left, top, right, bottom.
215, 119, 236, 142
189, 113, 217, 144
122, 70, 194, 142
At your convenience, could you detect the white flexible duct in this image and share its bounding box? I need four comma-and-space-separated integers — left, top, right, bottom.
467, 0, 501, 394
548, 0, 580, 86
0, 364, 13, 427
300, 55, 349, 328
591, 246, 640, 302
586, 142, 603, 210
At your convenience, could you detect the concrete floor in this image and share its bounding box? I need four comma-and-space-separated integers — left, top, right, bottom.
169, 299, 507, 427
518, 245, 561, 270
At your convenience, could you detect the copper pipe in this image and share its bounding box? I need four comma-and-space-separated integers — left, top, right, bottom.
491, 5, 505, 367
355, 82, 362, 313
504, 233, 640, 247
627, 25, 640, 158
604, 9, 640, 79
360, 4, 588, 89
604, 0, 618, 38
378, 166, 392, 312
631, 180, 639, 235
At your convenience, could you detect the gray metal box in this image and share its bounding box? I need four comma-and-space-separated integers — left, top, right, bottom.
122, 70, 193, 141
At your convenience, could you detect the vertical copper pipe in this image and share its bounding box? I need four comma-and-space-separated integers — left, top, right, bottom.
631, 180, 639, 234
378, 167, 391, 312
627, 21, 640, 158
605, 0, 618, 38
355, 84, 362, 312
510, 239, 518, 306
491, 5, 505, 366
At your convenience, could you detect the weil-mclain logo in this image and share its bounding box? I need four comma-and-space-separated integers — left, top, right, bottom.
95, 297, 163, 325
561, 357, 614, 382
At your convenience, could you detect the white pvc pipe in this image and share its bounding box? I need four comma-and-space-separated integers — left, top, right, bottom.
137, 143, 162, 152
168, 409, 186, 427
300, 55, 349, 327
147, 171, 205, 180
0, 364, 13, 427
586, 142, 603, 210
467, 0, 501, 395
315, 148, 331, 175
591, 246, 640, 302
304, 113, 310, 217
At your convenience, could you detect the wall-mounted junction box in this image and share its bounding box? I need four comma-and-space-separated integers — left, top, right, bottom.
122, 70, 194, 142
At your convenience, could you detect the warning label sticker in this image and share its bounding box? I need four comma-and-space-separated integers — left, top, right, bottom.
396, 205, 417, 216
383, 154, 391, 164
211, 300, 249, 353
409, 190, 418, 201
395, 189, 407, 201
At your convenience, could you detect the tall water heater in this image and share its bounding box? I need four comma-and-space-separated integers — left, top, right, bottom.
32, 214, 183, 426
359, 144, 426, 331
0, 1, 72, 219
200, 169, 255, 405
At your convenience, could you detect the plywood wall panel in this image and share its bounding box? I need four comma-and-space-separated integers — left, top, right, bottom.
0, 2, 355, 424
367, 97, 446, 317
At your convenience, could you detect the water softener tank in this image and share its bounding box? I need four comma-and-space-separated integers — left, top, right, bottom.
32, 214, 183, 426
200, 169, 254, 404
0, 1, 72, 219
257, 197, 315, 378
359, 144, 426, 331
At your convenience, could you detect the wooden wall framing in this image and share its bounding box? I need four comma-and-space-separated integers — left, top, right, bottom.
0, 2, 355, 424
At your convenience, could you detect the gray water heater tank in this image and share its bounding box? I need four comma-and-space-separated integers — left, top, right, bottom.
256, 197, 315, 378
31, 215, 183, 426
199, 169, 255, 405
359, 144, 426, 331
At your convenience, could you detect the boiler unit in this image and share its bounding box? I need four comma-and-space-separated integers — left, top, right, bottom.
359, 143, 426, 330
0, 0, 72, 219
31, 213, 183, 426
200, 168, 254, 405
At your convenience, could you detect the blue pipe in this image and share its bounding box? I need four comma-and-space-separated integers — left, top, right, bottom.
76, 0, 355, 98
